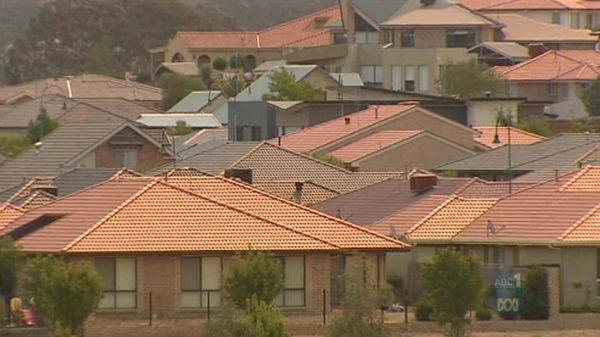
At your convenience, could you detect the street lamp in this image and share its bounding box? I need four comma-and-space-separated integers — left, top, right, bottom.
492, 114, 512, 194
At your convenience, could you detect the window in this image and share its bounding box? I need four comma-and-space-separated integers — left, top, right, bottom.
96, 257, 137, 309
571, 13, 581, 29
446, 30, 476, 48
181, 257, 222, 308
391, 65, 402, 91
400, 31, 415, 47
334, 33, 348, 44
236, 126, 244, 141
113, 149, 138, 168
418, 65, 429, 92
360, 65, 382, 85
548, 83, 557, 96
551, 12, 561, 25
273, 256, 305, 307
251, 126, 261, 141
384, 30, 395, 45
404, 65, 415, 92
197, 55, 211, 68
355, 31, 380, 44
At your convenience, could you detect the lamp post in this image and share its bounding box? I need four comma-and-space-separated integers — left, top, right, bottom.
492, 114, 512, 194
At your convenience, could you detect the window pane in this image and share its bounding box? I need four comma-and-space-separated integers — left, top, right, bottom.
203, 291, 221, 307
285, 290, 305, 306
284, 256, 305, 288
202, 257, 221, 290
182, 257, 201, 290
116, 292, 136, 308
355, 32, 367, 44
360, 66, 375, 83
116, 258, 136, 291
98, 293, 115, 308
374, 66, 383, 83
181, 292, 202, 308
404, 66, 415, 80
418, 65, 429, 91
96, 258, 115, 291
391, 66, 402, 91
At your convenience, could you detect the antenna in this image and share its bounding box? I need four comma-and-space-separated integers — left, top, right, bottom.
486, 220, 505, 237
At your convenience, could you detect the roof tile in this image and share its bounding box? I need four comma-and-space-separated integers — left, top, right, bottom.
328, 130, 424, 162
473, 126, 546, 149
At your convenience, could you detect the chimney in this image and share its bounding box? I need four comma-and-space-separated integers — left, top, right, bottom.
293, 181, 304, 203
409, 174, 438, 194
528, 43, 546, 58
224, 168, 253, 184
344, 116, 351, 125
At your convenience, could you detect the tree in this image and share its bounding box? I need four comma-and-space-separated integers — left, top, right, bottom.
0, 238, 23, 325
229, 54, 245, 70
515, 117, 552, 137
21, 255, 104, 337
200, 64, 214, 89
159, 72, 205, 110
212, 57, 228, 71
523, 265, 549, 320
0, 133, 31, 158
26, 108, 59, 144
262, 68, 325, 101
224, 250, 283, 310
217, 77, 248, 98
327, 255, 391, 337
438, 59, 506, 99
167, 120, 193, 136
419, 248, 483, 337
581, 77, 600, 116
3, 0, 238, 84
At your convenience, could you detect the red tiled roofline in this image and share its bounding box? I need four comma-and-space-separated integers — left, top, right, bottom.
257, 5, 340, 34
559, 200, 600, 240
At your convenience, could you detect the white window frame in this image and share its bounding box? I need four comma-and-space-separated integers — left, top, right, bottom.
404, 65, 415, 92
418, 65, 429, 92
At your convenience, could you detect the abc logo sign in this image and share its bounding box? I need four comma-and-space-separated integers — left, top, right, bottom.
496, 297, 519, 312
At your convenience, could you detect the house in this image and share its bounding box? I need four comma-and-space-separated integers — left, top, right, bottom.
168, 90, 228, 125
467, 41, 530, 67
270, 103, 477, 172
136, 113, 222, 130
371, 166, 600, 307
0, 74, 163, 106
456, 0, 600, 31
151, 6, 343, 74
493, 50, 600, 103
0, 174, 408, 318
434, 132, 600, 182
472, 126, 547, 151
153, 62, 200, 81
0, 103, 170, 191
150, 141, 402, 197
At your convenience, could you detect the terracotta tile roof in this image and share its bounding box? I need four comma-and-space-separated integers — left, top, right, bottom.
162, 176, 406, 251
314, 177, 473, 226
4, 176, 407, 253
406, 196, 497, 241
0, 203, 25, 232
454, 178, 535, 197
454, 168, 600, 243
0, 75, 162, 104
559, 165, 600, 191
270, 104, 418, 153
456, 0, 574, 10
160, 167, 213, 178
328, 130, 424, 162
473, 126, 546, 150
490, 13, 597, 42
368, 195, 453, 237
382, 1, 500, 26
177, 6, 340, 50
19, 191, 56, 210
496, 50, 600, 82
253, 181, 339, 205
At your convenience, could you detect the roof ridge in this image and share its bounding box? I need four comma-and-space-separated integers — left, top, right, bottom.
334, 130, 426, 162
212, 176, 408, 247
161, 177, 340, 249
228, 141, 268, 168
558, 199, 600, 240
511, 138, 600, 170
558, 165, 591, 191
257, 142, 353, 173
258, 5, 339, 34
406, 194, 458, 236
280, 29, 330, 47
499, 50, 557, 76
506, 126, 547, 140
574, 144, 600, 164
63, 178, 161, 252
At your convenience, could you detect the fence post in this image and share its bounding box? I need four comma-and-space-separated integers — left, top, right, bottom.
207, 292, 211, 320
148, 292, 153, 326
322, 289, 326, 325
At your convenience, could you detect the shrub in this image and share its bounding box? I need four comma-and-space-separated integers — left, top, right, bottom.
475, 307, 492, 321
414, 299, 433, 321
212, 57, 228, 71
523, 266, 549, 320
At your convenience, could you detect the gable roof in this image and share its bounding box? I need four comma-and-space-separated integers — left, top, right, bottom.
473, 126, 546, 150
253, 181, 339, 205
176, 6, 340, 50
490, 13, 596, 43
328, 130, 424, 162
234, 65, 322, 102
137, 113, 222, 128
436, 133, 600, 180
154, 62, 199, 77
350, 0, 408, 24
456, 0, 582, 11
382, 0, 500, 27
2, 176, 407, 253
496, 50, 600, 82
168, 91, 224, 113
271, 104, 418, 153
0, 74, 162, 104
467, 41, 530, 62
